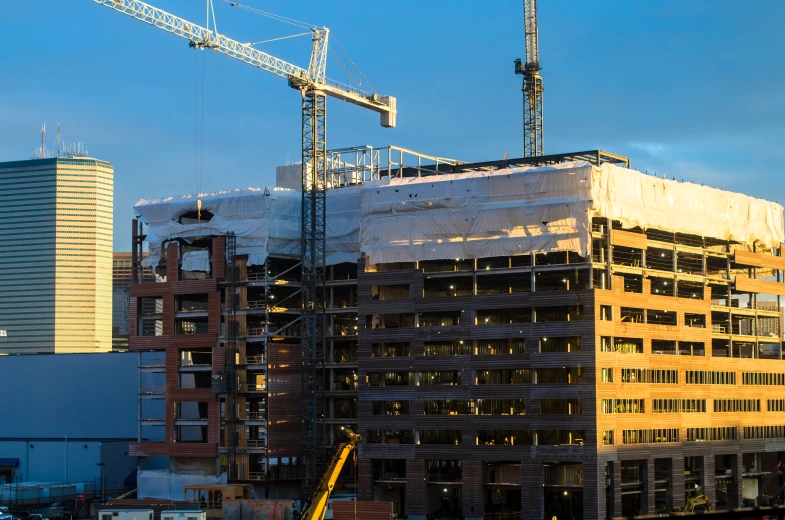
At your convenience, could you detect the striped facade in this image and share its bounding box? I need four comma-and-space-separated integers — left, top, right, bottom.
0, 158, 113, 353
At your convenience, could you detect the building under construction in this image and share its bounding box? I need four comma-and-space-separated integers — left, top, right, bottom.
128, 147, 785, 520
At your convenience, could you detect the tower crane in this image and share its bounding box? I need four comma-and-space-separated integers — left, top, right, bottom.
89, 0, 397, 496
514, 0, 543, 157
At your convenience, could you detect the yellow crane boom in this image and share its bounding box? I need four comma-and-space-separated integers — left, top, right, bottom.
296, 428, 361, 520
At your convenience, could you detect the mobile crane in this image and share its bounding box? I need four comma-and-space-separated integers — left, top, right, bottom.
294, 428, 362, 520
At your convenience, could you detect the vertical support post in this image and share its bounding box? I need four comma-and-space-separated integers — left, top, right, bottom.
225, 233, 239, 483
301, 90, 327, 496
671, 457, 685, 512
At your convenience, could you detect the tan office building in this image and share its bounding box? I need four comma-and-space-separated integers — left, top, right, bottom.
0, 157, 113, 353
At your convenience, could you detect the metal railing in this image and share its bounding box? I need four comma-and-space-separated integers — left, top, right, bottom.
246, 355, 265, 365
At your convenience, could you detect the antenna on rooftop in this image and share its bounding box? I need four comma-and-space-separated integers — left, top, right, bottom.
57, 123, 62, 158
40, 124, 46, 158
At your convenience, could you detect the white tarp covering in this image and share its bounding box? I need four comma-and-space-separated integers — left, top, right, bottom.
360, 162, 593, 264
135, 162, 783, 267
137, 470, 227, 501
135, 187, 360, 267
359, 161, 784, 264
181, 250, 211, 272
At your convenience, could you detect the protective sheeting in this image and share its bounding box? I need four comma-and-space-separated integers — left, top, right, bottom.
360, 162, 593, 264
359, 161, 784, 265
135, 161, 783, 268
181, 250, 211, 272
135, 187, 360, 267
136, 470, 227, 501
593, 163, 784, 249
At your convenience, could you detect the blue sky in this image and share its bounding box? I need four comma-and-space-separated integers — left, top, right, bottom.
1, 1, 783, 251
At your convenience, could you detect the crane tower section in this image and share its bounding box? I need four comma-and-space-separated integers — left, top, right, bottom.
514, 0, 543, 157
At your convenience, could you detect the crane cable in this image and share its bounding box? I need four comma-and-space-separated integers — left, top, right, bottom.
220, 0, 375, 94
194, 48, 206, 221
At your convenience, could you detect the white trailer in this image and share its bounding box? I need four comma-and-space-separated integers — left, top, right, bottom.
161, 511, 206, 520
98, 509, 153, 520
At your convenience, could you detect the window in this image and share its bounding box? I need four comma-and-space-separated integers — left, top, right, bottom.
418, 311, 462, 327
620, 307, 644, 323
769, 400, 785, 412
540, 399, 582, 415
602, 430, 614, 445
685, 371, 736, 385
622, 274, 643, 293
537, 430, 584, 446
478, 430, 532, 446
477, 308, 532, 325
371, 400, 410, 415
744, 426, 785, 440
423, 400, 472, 415
678, 341, 705, 356
367, 371, 412, 386
476, 399, 527, 416
477, 369, 532, 385
366, 430, 415, 444
742, 372, 785, 386
600, 305, 613, 321
687, 427, 737, 442
539, 336, 580, 353
601, 336, 643, 354
476, 339, 525, 355
367, 313, 415, 329
534, 306, 583, 322
647, 309, 677, 326
652, 399, 706, 413
423, 341, 470, 356
685, 313, 706, 328
622, 429, 679, 444
418, 371, 461, 386
601, 368, 614, 383
371, 342, 411, 357
423, 277, 472, 298
713, 399, 760, 412
621, 368, 678, 384
651, 340, 677, 355
419, 430, 461, 445
602, 399, 644, 414
538, 367, 584, 384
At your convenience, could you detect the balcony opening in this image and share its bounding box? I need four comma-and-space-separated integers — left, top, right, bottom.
423, 276, 472, 298
372, 284, 410, 301
176, 294, 209, 312
175, 425, 207, 443
420, 258, 473, 273
180, 349, 212, 367
419, 311, 462, 327
179, 372, 212, 389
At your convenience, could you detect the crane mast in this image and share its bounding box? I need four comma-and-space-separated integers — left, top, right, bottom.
89, 0, 396, 497
514, 0, 543, 157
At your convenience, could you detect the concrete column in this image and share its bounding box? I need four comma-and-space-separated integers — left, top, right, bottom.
357, 456, 372, 501
611, 461, 622, 518
521, 459, 543, 520
643, 459, 656, 514
461, 460, 483, 520
671, 456, 685, 511
703, 455, 716, 508
406, 459, 426, 520
583, 460, 605, 520
728, 454, 744, 509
